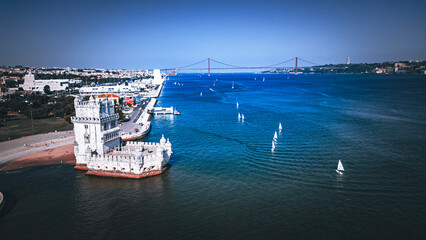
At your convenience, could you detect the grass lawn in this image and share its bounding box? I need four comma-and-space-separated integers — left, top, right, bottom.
0, 115, 73, 142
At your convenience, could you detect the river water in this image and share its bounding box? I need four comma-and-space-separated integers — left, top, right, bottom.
1, 73, 426, 239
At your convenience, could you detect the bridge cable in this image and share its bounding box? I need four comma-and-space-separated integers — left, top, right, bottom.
297, 58, 320, 66
209, 59, 245, 68
176, 59, 209, 69
265, 58, 296, 67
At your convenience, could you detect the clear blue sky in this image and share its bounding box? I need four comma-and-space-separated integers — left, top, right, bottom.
0, 0, 425, 69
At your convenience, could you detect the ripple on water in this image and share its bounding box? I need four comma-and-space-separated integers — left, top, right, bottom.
1, 74, 426, 239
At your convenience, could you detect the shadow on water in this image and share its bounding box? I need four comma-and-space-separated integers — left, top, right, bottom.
0, 191, 17, 219
168, 154, 179, 165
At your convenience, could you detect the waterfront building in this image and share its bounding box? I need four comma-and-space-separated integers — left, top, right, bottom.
71, 96, 172, 178
19, 72, 70, 92
375, 68, 387, 74
78, 82, 147, 95
78, 69, 164, 96
95, 93, 120, 102
152, 69, 164, 85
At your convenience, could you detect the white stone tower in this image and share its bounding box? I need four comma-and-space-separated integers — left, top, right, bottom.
346, 57, 350, 65
71, 96, 121, 169
152, 69, 163, 85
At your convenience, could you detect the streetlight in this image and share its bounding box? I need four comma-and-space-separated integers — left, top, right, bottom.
29, 102, 34, 134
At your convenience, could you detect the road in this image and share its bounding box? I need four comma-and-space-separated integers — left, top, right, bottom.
120, 99, 150, 134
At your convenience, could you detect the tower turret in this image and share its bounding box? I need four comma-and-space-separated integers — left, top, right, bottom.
72, 96, 121, 169
165, 138, 172, 155
160, 134, 166, 146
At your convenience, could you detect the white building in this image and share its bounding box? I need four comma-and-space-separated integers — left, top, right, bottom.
20, 72, 70, 92
71, 96, 172, 178
77, 69, 164, 96
152, 69, 164, 85
78, 83, 147, 95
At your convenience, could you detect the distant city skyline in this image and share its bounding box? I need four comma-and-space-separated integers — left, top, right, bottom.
1, 0, 425, 69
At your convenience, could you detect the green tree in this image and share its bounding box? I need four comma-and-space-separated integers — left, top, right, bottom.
0, 107, 8, 121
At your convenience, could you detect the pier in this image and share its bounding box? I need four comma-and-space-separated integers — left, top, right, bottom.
151, 106, 180, 115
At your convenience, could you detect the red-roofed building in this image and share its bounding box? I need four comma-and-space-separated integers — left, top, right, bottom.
96, 94, 120, 100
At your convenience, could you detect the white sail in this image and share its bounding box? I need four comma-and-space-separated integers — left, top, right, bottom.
232, 81, 234, 89
271, 141, 275, 151
263, 77, 265, 82
274, 131, 278, 140
337, 160, 344, 171
236, 102, 239, 108
200, 92, 202, 96
238, 113, 241, 119
279, 123, 282, 131
242, 114, 245, 120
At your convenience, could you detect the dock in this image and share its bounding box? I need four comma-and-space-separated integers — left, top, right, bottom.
151, 106, 180, 115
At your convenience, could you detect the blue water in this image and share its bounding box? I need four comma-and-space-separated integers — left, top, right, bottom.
1, 73, 426, 239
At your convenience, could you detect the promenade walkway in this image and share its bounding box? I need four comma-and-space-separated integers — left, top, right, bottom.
0, 131, 75, 166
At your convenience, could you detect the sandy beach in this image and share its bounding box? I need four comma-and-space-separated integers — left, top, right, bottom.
0, 131, 75, 171
1, 144, 75, 171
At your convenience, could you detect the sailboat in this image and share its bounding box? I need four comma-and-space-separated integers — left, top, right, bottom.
271, 141, 275, 152
238, 113, 241, 120
236, 102, 239, 109
273, 131, 278, 141
263, 77, 265, 82
241, 114, 245, 121
200, 92, 203, 96
279, 123, 282, 131
232, 81, 234, 89
336, 160, 344, 174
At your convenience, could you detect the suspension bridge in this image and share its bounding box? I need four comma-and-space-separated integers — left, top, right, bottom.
161, 57, 321, 76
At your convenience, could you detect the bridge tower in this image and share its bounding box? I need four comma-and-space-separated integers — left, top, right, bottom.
208, 58, 210, 76
295, 57, 298, 74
